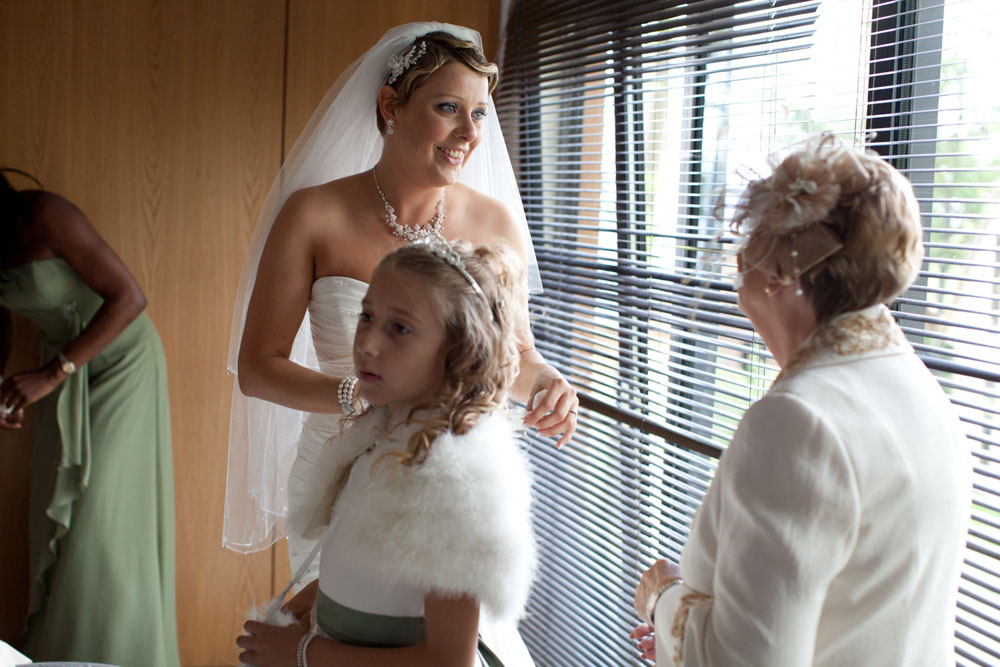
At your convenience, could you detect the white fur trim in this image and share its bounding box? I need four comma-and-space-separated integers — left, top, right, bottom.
331, 411, 537, 621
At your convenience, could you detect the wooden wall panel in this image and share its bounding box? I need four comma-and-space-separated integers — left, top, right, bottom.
0, 1, 285, 665
1, 0, 499, 664
0, 311, 36, 647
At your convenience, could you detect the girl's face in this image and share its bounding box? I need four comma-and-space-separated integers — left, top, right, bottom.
354, 267, 448, 407
393, 62, 490, 186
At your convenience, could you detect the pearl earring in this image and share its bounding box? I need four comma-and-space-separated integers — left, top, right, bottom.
386, 118, 395, 135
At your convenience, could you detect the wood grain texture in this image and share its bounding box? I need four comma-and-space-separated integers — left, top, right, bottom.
0, 1, 284, 664
1, 0, 499, 663
0, 313, 38, 644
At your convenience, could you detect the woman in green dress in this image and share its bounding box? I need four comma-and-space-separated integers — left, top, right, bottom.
0, 169, 179, 666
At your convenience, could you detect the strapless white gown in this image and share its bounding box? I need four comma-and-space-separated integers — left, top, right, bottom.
285, 275, 535, 667
286, 276, 367, 582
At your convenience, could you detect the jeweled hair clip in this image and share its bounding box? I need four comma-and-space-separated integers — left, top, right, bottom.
422, 240, 489, 305
387, 41, 427, 85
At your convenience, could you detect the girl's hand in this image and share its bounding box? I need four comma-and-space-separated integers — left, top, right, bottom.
0, 363, 65, 414
524, 367, 579, 448
629, 623, 657, 662
281, 579, 318, 628
236, 620, 305, 667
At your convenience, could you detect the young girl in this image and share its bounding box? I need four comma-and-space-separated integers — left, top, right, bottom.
236, 239, 537, 667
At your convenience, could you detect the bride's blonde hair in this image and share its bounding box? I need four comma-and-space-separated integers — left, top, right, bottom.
364, 239, 526, 467
376, 31, 499, 135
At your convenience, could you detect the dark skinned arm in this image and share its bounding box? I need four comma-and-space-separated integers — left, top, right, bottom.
0, 193, 146, 413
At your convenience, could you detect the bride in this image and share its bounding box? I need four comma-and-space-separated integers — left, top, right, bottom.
225, 22, 577, 665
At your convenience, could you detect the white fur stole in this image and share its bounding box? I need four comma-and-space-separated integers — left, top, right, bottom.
308, 409, 537, 622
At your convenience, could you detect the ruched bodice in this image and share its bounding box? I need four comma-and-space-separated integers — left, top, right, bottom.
289, 276, 368, 581
301, 276, 367, 436
307, 276, 367, 378
0, 257, 103, 346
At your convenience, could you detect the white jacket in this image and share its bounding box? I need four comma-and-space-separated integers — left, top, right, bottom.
654, 305, 972, 666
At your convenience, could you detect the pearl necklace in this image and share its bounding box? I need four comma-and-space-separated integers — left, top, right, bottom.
372, 168, 446, 242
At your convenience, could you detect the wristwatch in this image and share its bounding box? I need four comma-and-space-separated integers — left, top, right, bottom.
56, 351, 77, 375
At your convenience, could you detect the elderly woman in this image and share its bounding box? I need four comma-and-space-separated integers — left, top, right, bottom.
632, 136, 971, 665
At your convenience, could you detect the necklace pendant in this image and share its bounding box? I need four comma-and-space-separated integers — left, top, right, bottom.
373, 167, 446, 243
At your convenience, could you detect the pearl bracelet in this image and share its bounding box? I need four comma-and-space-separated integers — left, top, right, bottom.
646, 577, 683, 624
338, 375, 358, 415
297, 631, 316, 667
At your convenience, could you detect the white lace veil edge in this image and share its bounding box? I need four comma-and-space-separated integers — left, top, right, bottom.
223, 22, 539, 553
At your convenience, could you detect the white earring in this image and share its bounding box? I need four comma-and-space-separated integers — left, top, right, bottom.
386, 118, 395, 135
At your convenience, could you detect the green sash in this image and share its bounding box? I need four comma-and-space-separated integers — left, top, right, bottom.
317, 591, 503, 665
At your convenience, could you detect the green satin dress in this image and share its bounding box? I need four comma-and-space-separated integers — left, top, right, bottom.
0, 258, 179, 666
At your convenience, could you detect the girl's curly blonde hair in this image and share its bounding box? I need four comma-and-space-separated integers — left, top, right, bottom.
360, 240, 527, 467
732, 134, 924, 324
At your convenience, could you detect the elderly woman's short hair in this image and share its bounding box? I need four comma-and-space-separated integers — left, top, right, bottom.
733, 134, 924, 324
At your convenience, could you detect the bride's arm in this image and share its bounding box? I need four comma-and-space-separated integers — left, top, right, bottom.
480, 194, 579, 447
237, 190, 344, 414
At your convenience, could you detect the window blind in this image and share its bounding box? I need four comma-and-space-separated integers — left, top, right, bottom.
497, 0, 1000, 664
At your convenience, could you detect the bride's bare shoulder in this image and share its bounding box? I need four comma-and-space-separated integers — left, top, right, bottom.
271, 172, 370, 237
455, 183, 510, 214
282, 174, 366, 222
452, 183, 526, 253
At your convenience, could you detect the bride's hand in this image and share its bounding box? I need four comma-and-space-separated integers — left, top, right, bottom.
523, 365, 578, 449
